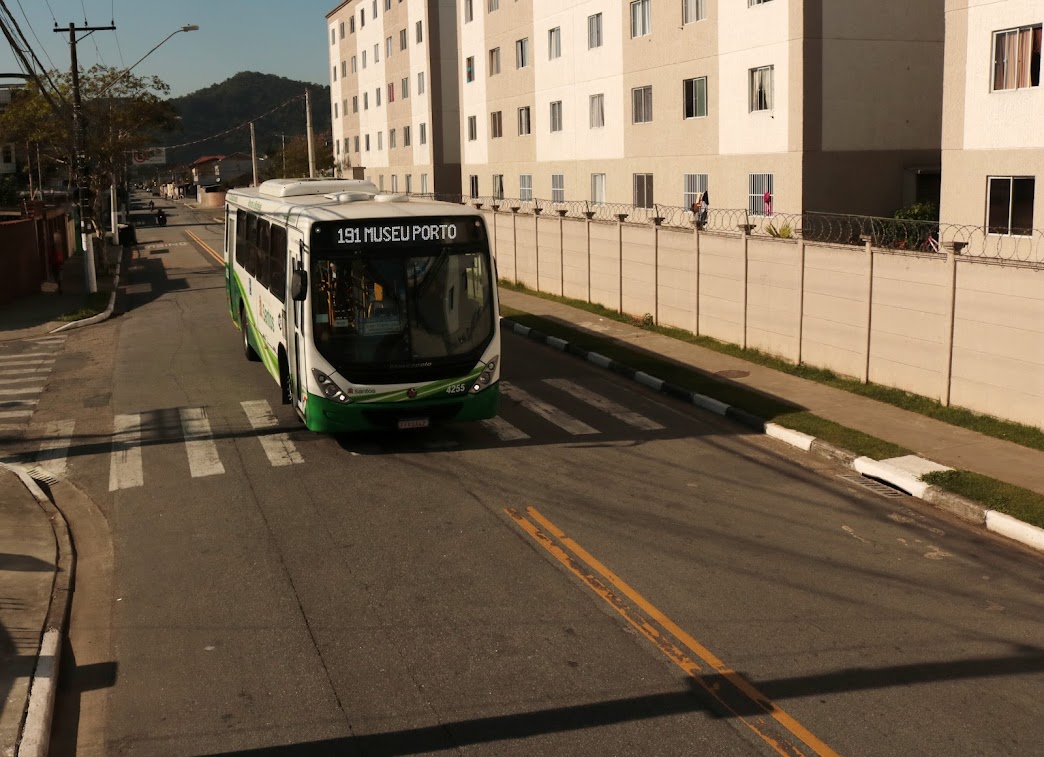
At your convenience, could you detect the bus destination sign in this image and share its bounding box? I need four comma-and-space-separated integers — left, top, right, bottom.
321, 218, 483, 247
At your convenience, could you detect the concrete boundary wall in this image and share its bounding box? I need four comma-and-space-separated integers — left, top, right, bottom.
481, 208, 1044, 430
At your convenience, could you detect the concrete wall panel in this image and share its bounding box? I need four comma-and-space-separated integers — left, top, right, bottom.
801, 245, 867, 378
746, 238, 801, 360
698, 234, 745, 345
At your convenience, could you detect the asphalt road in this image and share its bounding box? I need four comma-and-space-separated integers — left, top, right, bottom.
11, 194, 1043, 756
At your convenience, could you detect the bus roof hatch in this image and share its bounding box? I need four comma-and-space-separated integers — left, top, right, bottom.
258, 178, 379, 198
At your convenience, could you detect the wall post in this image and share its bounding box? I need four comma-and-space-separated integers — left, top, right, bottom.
510, 206, 520, 284
557, 209, 568, 296
738, 223, 753, 349
796, 239, 806, 365
616, 213, 628, 313
941, 242, 964, 406
693, 222, 701, 336
860, 235, 874, 384
584, 212, 594, 303
533, 207, 542, 292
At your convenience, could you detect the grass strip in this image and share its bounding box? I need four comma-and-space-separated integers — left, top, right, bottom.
55, 292, 111, 322
499, 280, 1044, 453
501, 310, 910, 460
923, 470, 1044, 531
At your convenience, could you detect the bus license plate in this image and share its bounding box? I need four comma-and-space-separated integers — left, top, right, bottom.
398, 417, 430, 430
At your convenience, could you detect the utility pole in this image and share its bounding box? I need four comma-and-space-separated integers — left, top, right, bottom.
305, 88, 315, 178
56, 21, 115, 294
250, 122, 259, 187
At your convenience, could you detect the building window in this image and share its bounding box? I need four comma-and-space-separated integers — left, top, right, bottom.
365, 134, 371, 151
550, 100, 563, 132
591, 174, 606, 204
349, 17, 355, 34
331, 28, 336, 45
376, 88, 382, 107
630, 0, 651, 38
749, 173, 774, 216
374, 43, 380, 63
336, 139, 341, 156
416, 20, 423, 43
516, 38, 529, 68
468, 115, 478, 141
748, 0, 773, 6
683, 173, 708, 209
488, 0, 499, 12
683, 77, 708, 118
632, 86, 653, 123
333, 66, 337, 82
364, 92, 369, 109
517, 106, 532, 136
491, 110, 503, 138
352, 95, 358, 113
466, 56, 475, 83
390, 129, 397, 147
683, 0, 706, 24
552, 174, 565, 203
993, 26, 1042, 90
385, 0, 391, 10
405, 175, 413, 193
419, 123, 427, 144
749, 66, 774, 111
520, 175, 533, 201
404, 126, 412, 146
588, 13, 602, 49
418, 72, 426, 94
377, 131, 383, 150
360, 8, 365, 27
493, 174, 504, 200
362, 50, 367, 68
489, 47, 501, 75
354, 135, 360, 152
339, 21, 345, 39
420, 174, 428, 194
469, 175, 479, 198
465, 0, 474, 23
351, 56, 357, 73
402, 77, 410, 98
389, 83, 395, 102
589, 94, 605, 128
548, 27, 561, 60
334, 102, 339, 118
373, 0, 378, 16
391, 174, 399, 192
400, 29, 407, 50
386, 37, 393, 57
633, 174, 654, 208
987, 177, 1035, 235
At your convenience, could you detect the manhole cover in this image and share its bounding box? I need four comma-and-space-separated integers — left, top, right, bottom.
715, 369, 750, 379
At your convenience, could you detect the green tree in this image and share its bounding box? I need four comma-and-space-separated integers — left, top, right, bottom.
263, 131, 333, 180
0, 66, 179, 227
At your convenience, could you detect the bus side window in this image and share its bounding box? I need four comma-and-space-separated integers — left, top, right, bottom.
257, 220, 272, 291
270, 225, 287, 301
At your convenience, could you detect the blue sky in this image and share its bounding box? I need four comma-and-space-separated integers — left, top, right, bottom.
1, 0, 333, 97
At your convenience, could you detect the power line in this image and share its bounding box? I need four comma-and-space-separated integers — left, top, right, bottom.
158, 93, 307, 151
13, 0, 58, 72
0, 0, 66, 104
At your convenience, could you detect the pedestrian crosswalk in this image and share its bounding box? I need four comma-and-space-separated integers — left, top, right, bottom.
0, 336, 66, 438
18, 377, 669, 491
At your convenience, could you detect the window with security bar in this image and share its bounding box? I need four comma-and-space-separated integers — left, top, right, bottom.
520, 175, 533, 201
749, 173, 774, 216
992, 25, 1042, 90
749, 65, 773, 111
552, 175, 565, 203
634, 174, 654, 209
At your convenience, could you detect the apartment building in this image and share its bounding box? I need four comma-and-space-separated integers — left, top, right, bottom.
941, 0, 1042, 233
0, 85, 20, 177
327, 0, 462, 195
328, 1, 944, 217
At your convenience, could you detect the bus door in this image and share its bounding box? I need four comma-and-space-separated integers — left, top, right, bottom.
285, 238, 308, 415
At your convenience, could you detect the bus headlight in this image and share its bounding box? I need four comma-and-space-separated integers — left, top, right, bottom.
313, 369, 351, 403
469, 355, 499, 394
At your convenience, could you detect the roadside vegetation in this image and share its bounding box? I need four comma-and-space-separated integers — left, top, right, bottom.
55, 292, 111, 322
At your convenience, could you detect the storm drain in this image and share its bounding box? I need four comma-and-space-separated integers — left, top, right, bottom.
836, 472, 906, 499
25, 466, 60, 488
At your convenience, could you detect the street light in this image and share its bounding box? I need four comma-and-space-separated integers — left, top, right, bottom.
95, 25, 199, 98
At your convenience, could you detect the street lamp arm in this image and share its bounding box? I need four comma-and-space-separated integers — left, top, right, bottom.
94, 25, 199, 98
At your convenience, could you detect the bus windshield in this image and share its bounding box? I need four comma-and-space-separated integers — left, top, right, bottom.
309, 245, 494, 377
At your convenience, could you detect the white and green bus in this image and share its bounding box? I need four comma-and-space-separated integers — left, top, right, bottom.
224, 178, 500, 433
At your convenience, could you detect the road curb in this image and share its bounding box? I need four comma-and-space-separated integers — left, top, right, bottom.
50, 244, 125, 334
502, 316, 1044, 556
0, 462, 74, 757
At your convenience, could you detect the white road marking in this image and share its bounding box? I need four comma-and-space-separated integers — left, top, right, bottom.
0, 377, 47, 386
37, 420, 75, 478
542, 379, 665, 431
0, 399, 39, 409
109, 413, 144, 490
500, 382, 598, 435
180, 407, 225, 478
240, 400, 303, 466
0, 352, 56, 361
0, 410, 34, 419
0, 386, 43, 396
0, 358, 55, 368
480, 417, 530, 441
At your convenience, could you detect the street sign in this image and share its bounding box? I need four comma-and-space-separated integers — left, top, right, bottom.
132, 148, 166, 165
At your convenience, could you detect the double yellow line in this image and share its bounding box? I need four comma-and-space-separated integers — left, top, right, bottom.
506, 506, 840, 757
185, 230, 224, 267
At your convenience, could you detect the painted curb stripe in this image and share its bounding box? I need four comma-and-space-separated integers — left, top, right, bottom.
985, 511, 1044, 552
765, 423, 816, 452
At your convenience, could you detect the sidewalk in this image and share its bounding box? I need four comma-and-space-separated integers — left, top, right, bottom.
0, 466, 56, 754
500, 289, 1044, 497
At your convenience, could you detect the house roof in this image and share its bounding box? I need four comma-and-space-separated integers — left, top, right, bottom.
192, 155, 226, 167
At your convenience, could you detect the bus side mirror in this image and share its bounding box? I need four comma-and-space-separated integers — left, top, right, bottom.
290, 270, 308, 301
